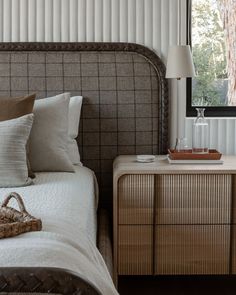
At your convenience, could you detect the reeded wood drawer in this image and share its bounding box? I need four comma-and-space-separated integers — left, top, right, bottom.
118, 225, 153, 275
155, 225, 230, 275
155, 174, 232, 225
118, 174, 154, 225
231, 175, 236, 224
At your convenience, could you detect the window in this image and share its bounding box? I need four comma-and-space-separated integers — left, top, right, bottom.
187, 0, 236, 116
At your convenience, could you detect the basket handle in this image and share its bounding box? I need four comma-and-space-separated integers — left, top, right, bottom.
1, 192, 28, 213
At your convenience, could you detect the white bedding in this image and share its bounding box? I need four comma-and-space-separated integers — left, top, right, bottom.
0, 166, 118, 295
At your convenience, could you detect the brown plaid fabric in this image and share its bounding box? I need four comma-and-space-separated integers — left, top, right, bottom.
0, 48, 168, 208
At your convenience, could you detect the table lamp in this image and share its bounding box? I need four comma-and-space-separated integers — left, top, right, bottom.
165, 45, 196, 149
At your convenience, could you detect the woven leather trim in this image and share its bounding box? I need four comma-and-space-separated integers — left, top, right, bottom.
0, 267, 101, 294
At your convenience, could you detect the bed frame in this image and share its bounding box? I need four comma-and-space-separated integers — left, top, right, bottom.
0, 42, 168, 294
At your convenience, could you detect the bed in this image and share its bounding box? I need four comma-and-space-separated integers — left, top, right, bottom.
0, 166, 115, 294
0, 42, 168, 294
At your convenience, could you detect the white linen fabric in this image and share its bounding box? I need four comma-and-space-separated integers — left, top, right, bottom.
0, 166, 117, 295
68, 96, 83, 165
0, 114, 34, 187
29, 93, 74, 172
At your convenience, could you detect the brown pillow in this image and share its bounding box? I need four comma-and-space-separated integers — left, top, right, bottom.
0, 94, 36, 121
0, 94, 36, 178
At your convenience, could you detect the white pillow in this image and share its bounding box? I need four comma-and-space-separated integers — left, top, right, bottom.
0, 114, 34, 187
29, 93, 74, 172
68, 96, 83, 165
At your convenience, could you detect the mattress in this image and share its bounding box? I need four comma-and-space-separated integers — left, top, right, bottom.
0, 166, 118, 295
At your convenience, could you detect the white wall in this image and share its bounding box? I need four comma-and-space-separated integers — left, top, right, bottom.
0, 0, 181, 53
185, 118, 236, 155
2, 0, 233, 153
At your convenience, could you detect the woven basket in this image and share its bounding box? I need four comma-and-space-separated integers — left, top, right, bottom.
0, 192, 42, 239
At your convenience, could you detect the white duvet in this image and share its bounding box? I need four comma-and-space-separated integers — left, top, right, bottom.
0, 166, 118, 295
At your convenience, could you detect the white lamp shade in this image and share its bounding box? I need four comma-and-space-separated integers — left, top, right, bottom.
165, 45, 196, 79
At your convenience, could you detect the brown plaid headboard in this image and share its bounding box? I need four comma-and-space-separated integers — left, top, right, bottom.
0, 42, 168, 208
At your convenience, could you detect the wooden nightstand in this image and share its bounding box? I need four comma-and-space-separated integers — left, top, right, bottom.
113, 155, 236, 282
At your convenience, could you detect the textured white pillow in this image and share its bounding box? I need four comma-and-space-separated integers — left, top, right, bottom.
29, 93, 74, 172
68, 96, 83, 165
0, 114, 34, 187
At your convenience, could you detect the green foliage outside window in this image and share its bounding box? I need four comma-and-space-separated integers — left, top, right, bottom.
192, 0, 228, 106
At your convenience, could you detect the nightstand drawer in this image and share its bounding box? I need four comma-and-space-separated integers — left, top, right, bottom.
155, 225, 230, 275
118, 174, 154, 224
155, 174, 231, 225
118, 225, 153, 275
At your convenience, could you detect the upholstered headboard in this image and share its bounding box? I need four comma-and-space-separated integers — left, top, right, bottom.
0, 42, 168, 208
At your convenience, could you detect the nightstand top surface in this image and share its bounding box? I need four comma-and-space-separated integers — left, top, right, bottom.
113, 155, 236, 178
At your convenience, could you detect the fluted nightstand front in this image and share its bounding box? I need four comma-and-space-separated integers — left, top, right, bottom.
113, 155, 236, 283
